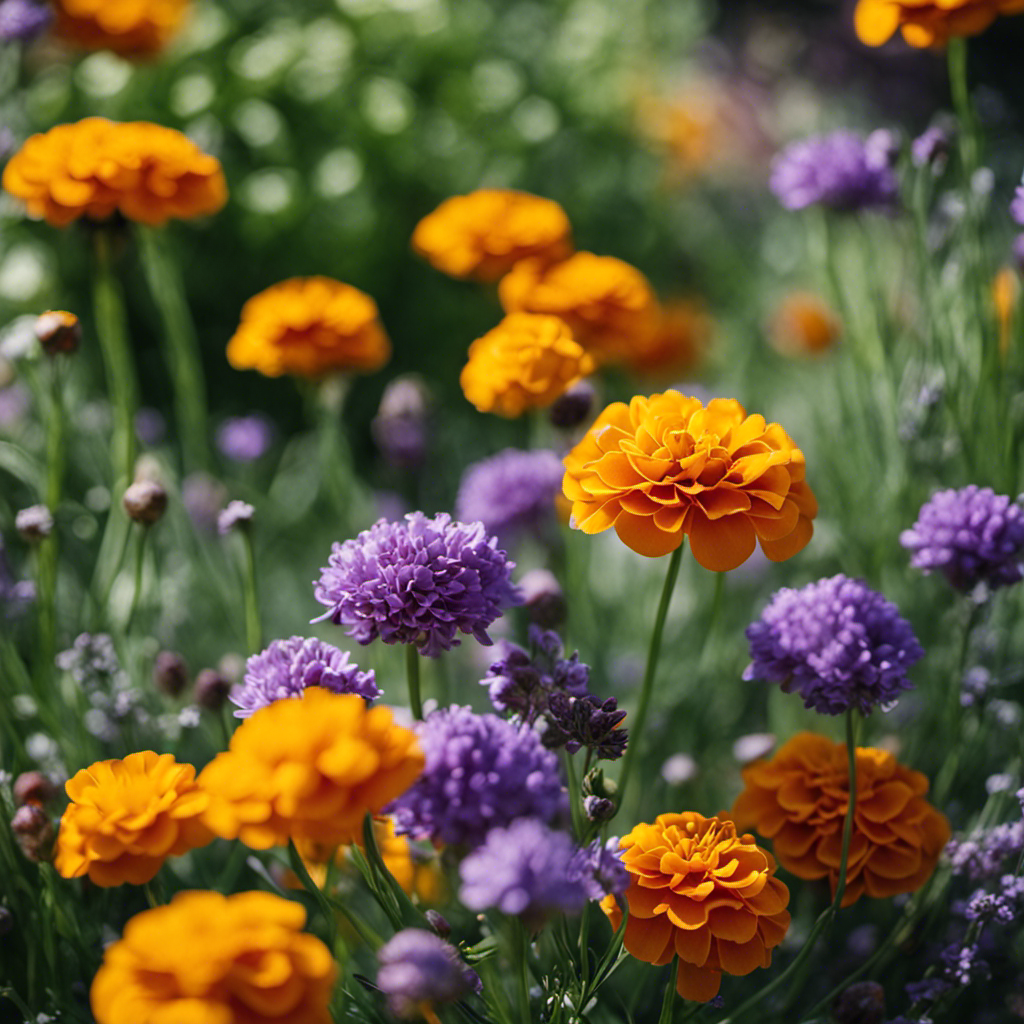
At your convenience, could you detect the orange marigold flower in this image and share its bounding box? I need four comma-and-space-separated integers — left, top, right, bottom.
562, 391, 817, 569
993, 266, 1019, 357
199, 689, 424, 850
854, 0, 1024, 47
55, 751, 213, 887
602, 812, 791, 1004
53, 0, 191, 56
226, 277, 391, 379
460, 313, 595, 417
2, 118, 226, 228
412, 189, 572, 281
769, 292, 841, 357
90, 890, 336, 1024
499, 252, 659, 364
731, 732, 951, 907
627, 299, 711, 379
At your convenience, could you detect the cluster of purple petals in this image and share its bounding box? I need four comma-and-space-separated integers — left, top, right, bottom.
744, 574, 923, 715
388, 706, 565, 849
945, 821, 1024, 882
964, 876, 1024, 924
769, 130, 899, 213
216, 414, 274, 462
313, 513, 521, 658
0, 0, 51, 42
55, 633, 120, 691
544, 692, 627, 761
570, 837, 630, 902
376, 929, 481, 1018
900, 486, 1024, 592
455, 448, 564, 542
230, 636, 380, 718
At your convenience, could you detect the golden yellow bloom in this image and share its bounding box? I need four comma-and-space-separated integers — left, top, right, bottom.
993, 266, 1019, 356
627, 299, 711, 379
769, 292, 841, 357
412, 189, 572, 281
854, 0, 1024, 47
2, 118, 226, 228
602, 812, 790, 1004
91, 890, 336, 1024
53, 0, 190, 55
562, 391, 817, 569
226, 277, 391, 379
499, 252, 659, 364
55, 751, 213, 887
731, 733, 951, 907
460, 313, 595, 418
199, 689, 424, 850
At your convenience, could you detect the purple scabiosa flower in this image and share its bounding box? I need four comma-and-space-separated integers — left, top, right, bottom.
217, 500, 254, 536
770, 130, 899, 213
376, 929, 481, 1019
0, 0, 51, 42
744, 574, 923, 716
570, 836, 629, 902
389, 705, 565, 848
901, 486, 1024, 592
455, 448, 563, 543
230, 635, 380, 718
313, 513, 521, 658
372, 375, 431, 470
216, 414, 274, 463
543, 693, 627, 760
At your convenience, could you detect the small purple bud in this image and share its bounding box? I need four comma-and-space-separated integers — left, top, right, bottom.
194, 668, 232, 712
153, 651, 189, 698
549, 379, 595, 429
425, 909, 451, 938
15, 505, 53, 543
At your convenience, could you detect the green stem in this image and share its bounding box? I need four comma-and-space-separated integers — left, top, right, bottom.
287, 838, 338, 954
515, 921, 532, 1024
617, 544, 684, 811
240, 528, 262, 654
564, 750, 583, 840
125, 526, 147, 632
697, 571, 725, 671
658, 959, 677, 1024
831, 710, 860, 912
136, 226, 210, 472
406, 644, 424, 720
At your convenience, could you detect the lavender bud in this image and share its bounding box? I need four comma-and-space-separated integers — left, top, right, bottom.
549, 380, 595, 429
153, 651, 188, 698
13, 771, 56, 807
122, 480, 168, 525
194, 668, 232, 712
519, 568, 567, 629
15, 505, 53, 543
34, 310, 81, 357
11, 804, 54, 863
833, 982, 885, 1024
425, 909, 451, 938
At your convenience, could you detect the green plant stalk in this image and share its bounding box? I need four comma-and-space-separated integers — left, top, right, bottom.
406, 644, 424, 720
361, 811, 426, 929
658, 960, 677, 1024
240, 528, 262, 654
137, 226, 210, 472
288, 838, 338, 954
125, 526, 147, 632
617, 543, 684, 810
514, 921, 532, 1024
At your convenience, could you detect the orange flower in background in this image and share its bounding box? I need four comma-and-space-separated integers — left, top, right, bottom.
53, 0, 191, 55
226, 277, 391, 379
199, 689, 424, 849
627, 299, 711, 379
731, 733, 951, 907
499, 252, 659, 364
412, 189, 573, 281
993, 266, 1019, 356
769, 292, 841, 357
562, 391, 817, 569
90, 890, 336, 1024
2, 118, 226, 228
55, 751, 213, 887
460, 313, 595, 417
854, 0, 1024, 47
602, 812, 790, 1003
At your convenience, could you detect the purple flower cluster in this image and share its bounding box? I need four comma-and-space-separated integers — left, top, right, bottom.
376, 929, 480, 1018
313, 513, 521, 657
770, 130, 899, 213
964, 876, 1024, 924
230, 636, 380, 718
900, 486, 1024, 592
544, 693, 627, 760
946, 821, 1024, 882
0, 0, 51, 42
389, 705, 565, 848
744, 574, 923, 715
216, 414, 273, 462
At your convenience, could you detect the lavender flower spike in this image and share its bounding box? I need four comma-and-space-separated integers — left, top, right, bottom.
376, 929, 481, 1019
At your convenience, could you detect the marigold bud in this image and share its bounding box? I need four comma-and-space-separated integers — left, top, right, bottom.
122, 479, 168, 524
34, 310, 81, 356
13, 770, 56, 807
833, 981, 886, 1024
11, 804, 54, 863
15, 505, 53, 542
153, 651, 188, 698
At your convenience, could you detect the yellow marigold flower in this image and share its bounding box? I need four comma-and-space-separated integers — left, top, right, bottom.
2, 118, 226, 228
226, 277, 391, 379
562, 391, 817, 569
460, 313, 595, 417
499, 252, 659, 364
90, 890, 336, 1024
627, 299, 711, 379
199, 689, 424, 849
602, 812, 791, 1004
412, 189, 572, 281
55, 751, 213, 887
769, 292, 841, 357
854, 0, 1024, 47
53, 0, 190, 56
731, 732, 951, 907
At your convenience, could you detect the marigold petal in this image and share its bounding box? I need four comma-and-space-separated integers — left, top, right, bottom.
613, 511, 683, 558
624, 912, 675, 964
687, 510, 756, 572
758, 514, 813, 563
675, 959, 722, 1003
854, 0, 902, 44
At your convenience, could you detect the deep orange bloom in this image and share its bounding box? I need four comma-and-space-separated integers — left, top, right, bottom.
412, 189, 572, 281
562, 391, 817, 569
460, 313, 595, 417
769, 292, 841, 357
499, 252, 659, 364
199, 689, 424, 850
91, 890, 336, 1024
627, 299, 711, 379
854, 0, 1024, 47
55, 751, 213, 887
602, 812, 790, 1003
53, 0, 191, 55
993, 267, 1019, 356
226, 277, 391, 379
731, 733, 951, 907
2, 118, 226, 227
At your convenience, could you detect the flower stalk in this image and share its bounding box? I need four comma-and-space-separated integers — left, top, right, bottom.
406, 644, 424, 720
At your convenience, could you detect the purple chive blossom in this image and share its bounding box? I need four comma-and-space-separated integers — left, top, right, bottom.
770, 130, 899, 213
1012, 181, 1024, 227
0, 0, 51, 42
900, 486, 1024, 592
230, 636, 379, 718
543, 693, 627, 760
389, 705, 565, 849
216, 414, 274, 462
744, 574, 923, 716
376, 929, 481, 1019
313, 513, 521, 658
455, 448, 564, 542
